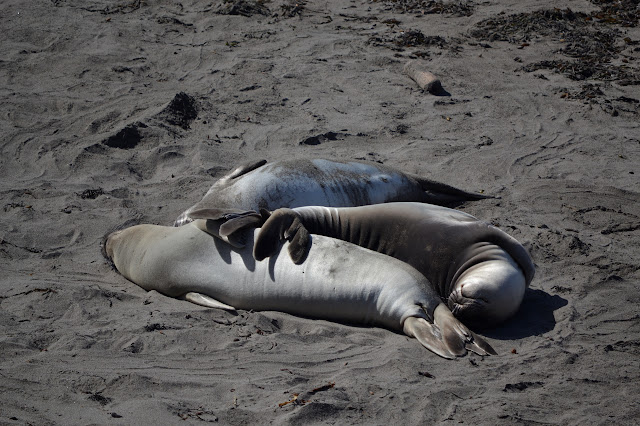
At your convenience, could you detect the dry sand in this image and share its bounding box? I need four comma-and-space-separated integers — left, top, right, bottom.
1, 0, 639, 424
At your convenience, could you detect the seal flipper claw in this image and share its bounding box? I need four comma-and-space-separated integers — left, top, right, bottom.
182, 292, 236, 311
403, 317, 456, 359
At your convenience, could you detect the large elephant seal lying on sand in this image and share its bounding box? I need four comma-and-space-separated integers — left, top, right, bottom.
175, 158, 490, 226
250, 203, 535, 328
104, 219, 496, 359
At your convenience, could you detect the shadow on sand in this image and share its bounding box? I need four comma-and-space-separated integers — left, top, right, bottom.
482, 288, 567, 340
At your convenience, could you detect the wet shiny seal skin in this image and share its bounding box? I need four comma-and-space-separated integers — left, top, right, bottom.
104, 220, 497, 359
174, 158, 490, 227
251, 203, 535, 329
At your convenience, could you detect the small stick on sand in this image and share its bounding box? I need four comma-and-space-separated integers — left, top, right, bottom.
403, 61, 442, 94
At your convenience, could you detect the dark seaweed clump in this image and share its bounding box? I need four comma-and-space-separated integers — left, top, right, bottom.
370, 28, 457, 57
78, 188, 104, 199
102, 123, 143, 149
280, 0, 305, 17
216, 0, 271, 17
471, 6, 639, 84
215, 0, 305, 18
521, 59, 636, 83
160, 92, 198, 130
590, 0, 640, 27
395, 30, 447, 48
470, 9, 592, 43
382, 0, 474, 17
559, 84, 640, 116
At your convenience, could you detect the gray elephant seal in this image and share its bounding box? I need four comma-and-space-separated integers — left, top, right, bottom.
174, 158, 490, 227
105, 219, 496, 359
251, 203, 535, 328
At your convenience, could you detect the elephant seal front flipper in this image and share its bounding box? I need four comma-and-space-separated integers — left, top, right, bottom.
175, 160, 269, 225
244, 208, 310, 264
182, 292, 236, 311
227, 159, 268, 179
190, 215, 264, 249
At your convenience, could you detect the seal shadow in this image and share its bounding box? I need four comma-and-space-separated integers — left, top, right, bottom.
268, 245, 282, 281
481, 288, 567, 340
431, 86, 451, 97
212, 232, 257, 272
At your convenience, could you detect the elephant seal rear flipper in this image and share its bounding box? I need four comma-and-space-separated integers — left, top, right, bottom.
182, 159, 268, 222
173, 159, 268, 226
408, 173, 494, 205
404, 305, 496, 357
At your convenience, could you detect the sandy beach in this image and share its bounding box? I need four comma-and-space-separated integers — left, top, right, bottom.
1, 0, 639, 424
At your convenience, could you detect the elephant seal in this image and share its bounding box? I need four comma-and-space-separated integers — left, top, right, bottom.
104, 219, 496, 359
174, 158, 491, 227
250, 203, 535, 328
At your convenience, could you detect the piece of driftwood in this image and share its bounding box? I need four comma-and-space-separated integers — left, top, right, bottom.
403, 61, 442, 94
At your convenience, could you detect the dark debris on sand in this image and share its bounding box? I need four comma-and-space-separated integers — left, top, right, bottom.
471, 4, 640, 84
558, 84, 640, 116
471, 9, 596, 44
159, 92, 198, 130
215, 0, 305, 18
78, 188, 105, 200
395, 30, 447, 49
380, 0, 475, 17
590, 0, 640, 27
280, 0, 305, 18
503, 381, 544, 392
521, 59, 638, 84
370, 28, 461, 56
216, 0, 271, 17
102, 123, 144, 149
